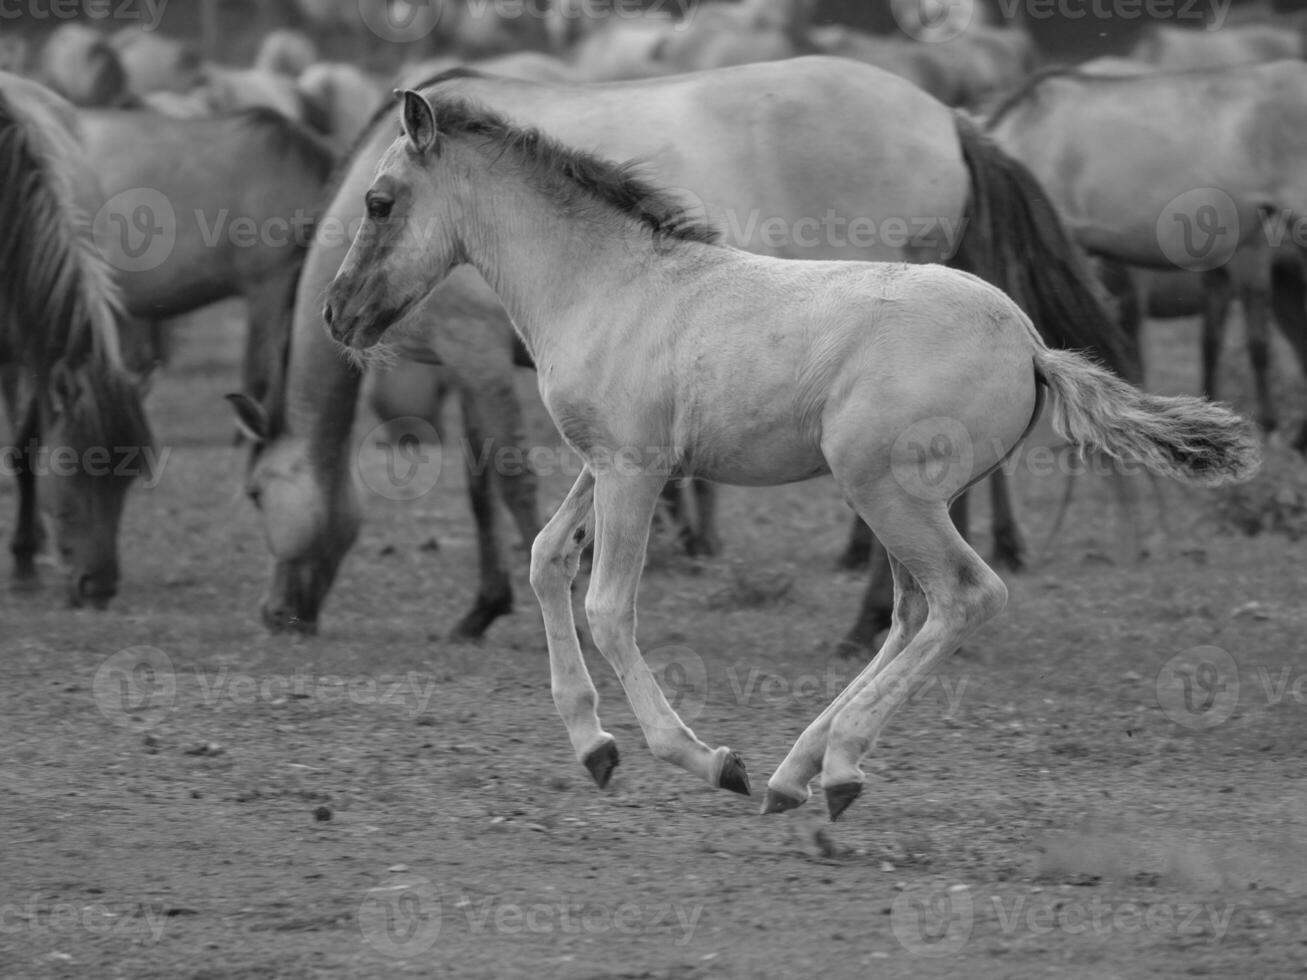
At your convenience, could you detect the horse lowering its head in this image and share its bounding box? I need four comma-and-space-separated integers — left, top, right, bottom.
324, 90, 715, 349
0, 72, 154, 607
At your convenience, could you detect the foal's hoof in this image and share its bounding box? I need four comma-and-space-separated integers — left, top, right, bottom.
715, 750, 751, 796
824, 782, 863, 822
582, 740, 620, 789
760, 787, 806, 815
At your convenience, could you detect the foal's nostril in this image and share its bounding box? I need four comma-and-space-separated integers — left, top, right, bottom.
322, 302, 334, 328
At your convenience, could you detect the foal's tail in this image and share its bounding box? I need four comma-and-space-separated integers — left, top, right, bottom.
952, 113, 1142, 383
1033, 347, 1261, 486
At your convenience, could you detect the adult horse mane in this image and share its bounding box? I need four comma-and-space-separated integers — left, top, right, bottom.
981, 65, 1095, 131
232, 106, 337, 185
423, 96, 721, 246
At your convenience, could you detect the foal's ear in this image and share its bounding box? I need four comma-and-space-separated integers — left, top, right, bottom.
396, 89, 439, 156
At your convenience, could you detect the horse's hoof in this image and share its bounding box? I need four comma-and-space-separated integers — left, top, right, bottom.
449, 593, 513, 640
824, 782, 863, 822
760, 787, 806, 815
582, 740, 620, 789
716, 750, 751, 796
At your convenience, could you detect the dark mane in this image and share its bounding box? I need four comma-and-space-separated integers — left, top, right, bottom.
232, 106, 336, 184
427, 96, 721, 246
983, 65, 1089, 130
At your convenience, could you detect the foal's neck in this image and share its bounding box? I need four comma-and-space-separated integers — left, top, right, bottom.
449, 148, 676, 366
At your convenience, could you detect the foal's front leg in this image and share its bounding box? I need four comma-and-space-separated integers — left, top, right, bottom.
586, 474, 749, 795
529, 470, 616, 785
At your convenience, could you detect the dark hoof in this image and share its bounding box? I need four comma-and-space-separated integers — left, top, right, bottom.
582, 740, 620, 789
991, 538, 1026, 573
450, 592, 513, 640
836, 545, 871, 571
1292, 421, 1307, 455
683, 532, 722, 559
824, 782, 863, 822
760, 787, 805, 815
717, 751, 751, 796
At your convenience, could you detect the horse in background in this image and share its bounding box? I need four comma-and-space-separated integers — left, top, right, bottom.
0, 72, 154, 607
238, 58, 1136, 650
986, 62, 1307, 435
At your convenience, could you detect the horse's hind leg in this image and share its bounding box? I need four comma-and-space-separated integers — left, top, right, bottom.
1268, 259, 1307, 452
988, 470, 1025, 571
2, 374, 41, 592
819, 493, 1006, 820
1233, 246, 1277, 431
529, 470, 617, 785
764, 552, 928, 813
837, 515, 872, 570
450, 383, 515, 639
1200, 268, 1234, 402
585, 473, 748, 794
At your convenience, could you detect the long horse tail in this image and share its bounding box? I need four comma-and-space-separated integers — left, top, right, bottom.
1032, 345, 1260, 486
950, 112, 1142, 384
0, 80, 126, 378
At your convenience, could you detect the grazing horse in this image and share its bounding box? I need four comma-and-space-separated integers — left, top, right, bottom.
79, 106, 336, 401
0, 72, 154, 606
986, 62, 1307, 433
237, 56, 1136, 648
325, 91, 1259, 819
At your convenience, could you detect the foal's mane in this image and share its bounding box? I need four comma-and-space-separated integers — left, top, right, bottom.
425, 96, 722, 246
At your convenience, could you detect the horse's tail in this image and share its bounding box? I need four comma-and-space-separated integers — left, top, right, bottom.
951, 112, 1142, 384
1032, 346, 1260, 486
0, 81, 125, 377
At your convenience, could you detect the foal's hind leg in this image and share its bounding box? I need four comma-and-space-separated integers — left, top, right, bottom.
819, 495, 1006, 820
529, 470, 616, 784
586, 474, 748, 794
764, 553, 928, 814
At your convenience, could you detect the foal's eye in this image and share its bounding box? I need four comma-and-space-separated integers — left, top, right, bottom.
366, 193, 394, 220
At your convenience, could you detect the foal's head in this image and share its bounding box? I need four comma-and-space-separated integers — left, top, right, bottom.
324, 90, 460, 353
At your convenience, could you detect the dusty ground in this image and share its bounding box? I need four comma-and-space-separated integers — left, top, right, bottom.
2, 305, 1306, 979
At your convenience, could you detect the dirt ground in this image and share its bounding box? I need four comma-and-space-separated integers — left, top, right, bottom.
2, 304, 1306, 980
